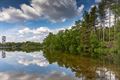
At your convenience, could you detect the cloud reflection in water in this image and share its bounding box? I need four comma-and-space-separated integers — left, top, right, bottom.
18, 52, 49, 67
96, 67, 119, 80
0, 72, 81, 80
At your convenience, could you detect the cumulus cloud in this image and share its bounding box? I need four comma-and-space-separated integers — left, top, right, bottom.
0, 7, 30, 22
18, 27, 65, 42
18, 26, 67, 35
19, 27, 50, 35
0, 26, 66, 42
18, 27, 32, 34
0, 0, 84, 22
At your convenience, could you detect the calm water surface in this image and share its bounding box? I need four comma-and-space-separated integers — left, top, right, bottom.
0, 51, 120, 80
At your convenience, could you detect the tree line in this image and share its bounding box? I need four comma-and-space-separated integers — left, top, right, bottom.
0, 41, 42, 52
43, 0, 120, 57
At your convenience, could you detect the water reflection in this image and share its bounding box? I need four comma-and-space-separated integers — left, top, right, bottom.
43, 51, 120, 80
0, 51, 79, 80
96, 67, 119, 80
0, 72, 78, 80
1, 50, 6, 58
0, 51, 119, 80
18, 52, 49, 67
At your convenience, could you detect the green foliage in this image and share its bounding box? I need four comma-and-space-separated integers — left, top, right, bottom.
42, 1, 120, 58
43, 28, 81, 54
90, 31, 100, 57
0, 41, 42, 52
111, 4, 120, 16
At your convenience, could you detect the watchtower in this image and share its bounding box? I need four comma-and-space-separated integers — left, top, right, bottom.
2, 36, 6, 44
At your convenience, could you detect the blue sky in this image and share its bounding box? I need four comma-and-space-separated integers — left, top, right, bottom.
0, 0, 99, 42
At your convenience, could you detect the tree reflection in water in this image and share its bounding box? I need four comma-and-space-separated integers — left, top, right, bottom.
43, 51, 120, 80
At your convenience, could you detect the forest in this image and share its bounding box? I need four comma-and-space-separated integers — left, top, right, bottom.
43, 0, 120, 57
0, 41, 42, 52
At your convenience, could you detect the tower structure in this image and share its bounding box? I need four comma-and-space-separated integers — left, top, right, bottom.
2, 36, 6, 44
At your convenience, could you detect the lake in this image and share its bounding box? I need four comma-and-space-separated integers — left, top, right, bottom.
0, 50, 120, 80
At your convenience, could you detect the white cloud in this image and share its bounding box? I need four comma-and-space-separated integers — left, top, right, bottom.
0, 7, 30, 22
18, 27, 51, 35
21, 4, 40, 20
19, 27, 32, 34
32, 27, 50, 34
17, 27, 65, 42
0, 0, 84, 22
0, 26, 66, 42
77, 5, 84, 14
18, 26, 66, 35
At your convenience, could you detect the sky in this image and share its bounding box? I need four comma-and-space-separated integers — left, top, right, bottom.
0, 0, 101, 42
